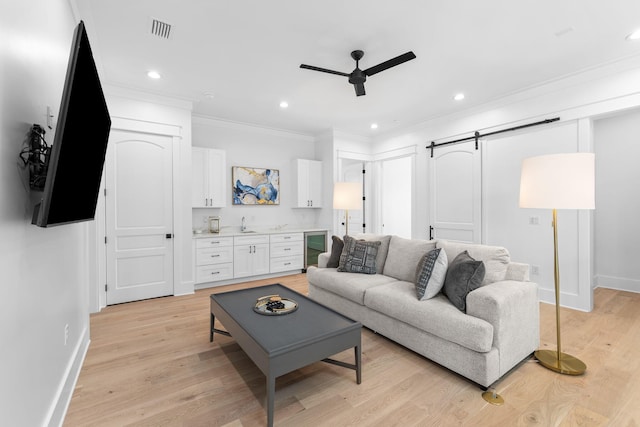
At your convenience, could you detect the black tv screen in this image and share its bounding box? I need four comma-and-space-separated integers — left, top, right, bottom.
32, 21, 111, 227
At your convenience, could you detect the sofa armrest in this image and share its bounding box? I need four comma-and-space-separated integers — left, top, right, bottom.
317, 252, 330, 268
466, 280, 539, 375
505, 262, 530, 281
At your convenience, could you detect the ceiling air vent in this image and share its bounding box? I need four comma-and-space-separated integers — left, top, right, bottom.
150, 18, 172, 39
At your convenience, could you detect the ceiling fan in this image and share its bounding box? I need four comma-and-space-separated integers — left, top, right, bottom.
300, 50, 416, 96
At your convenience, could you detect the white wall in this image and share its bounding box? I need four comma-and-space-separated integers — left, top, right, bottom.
483, 121, 593, 309
372, 54, 640, 310
191, 116, 320, 231
593, 108, 640, 293
0, 1, 91, 425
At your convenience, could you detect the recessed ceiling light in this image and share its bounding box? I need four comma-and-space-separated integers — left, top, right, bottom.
370, 123, 378, 130
279, 101, 289, 108
147, 70, 161, 79
626, 29, 640, 41
454, 93, 465, 101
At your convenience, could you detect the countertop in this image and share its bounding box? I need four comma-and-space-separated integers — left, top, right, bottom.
192, 228, 328, 239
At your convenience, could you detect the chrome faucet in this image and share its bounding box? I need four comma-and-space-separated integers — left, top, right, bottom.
241, 216, 246, 232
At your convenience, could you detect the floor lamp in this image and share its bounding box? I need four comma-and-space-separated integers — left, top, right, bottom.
333, 182, 362, 236
519, 152, 595, 375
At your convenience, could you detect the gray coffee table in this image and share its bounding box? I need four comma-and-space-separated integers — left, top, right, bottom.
210, 283, 362, 426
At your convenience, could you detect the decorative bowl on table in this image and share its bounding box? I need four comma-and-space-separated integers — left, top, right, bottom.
253, 294, 298, 315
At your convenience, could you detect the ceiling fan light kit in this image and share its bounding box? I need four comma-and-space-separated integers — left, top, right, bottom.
300, 50, 416, 96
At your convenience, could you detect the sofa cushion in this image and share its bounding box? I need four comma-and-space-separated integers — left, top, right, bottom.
415, 248, 448, 300
383, 236, 436, 282
338, 236, 381, 274
306, 266, 398, 305
437, 240, 510, 285
443, 251, 485, 312
326, 235, 344, 268
351, 233, 391, 274
364, 281, 494, 353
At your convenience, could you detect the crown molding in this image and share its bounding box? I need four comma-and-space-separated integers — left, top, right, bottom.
192, 114, 316, 142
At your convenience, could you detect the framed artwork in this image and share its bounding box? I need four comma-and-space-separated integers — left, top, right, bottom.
232, 166, 280, 205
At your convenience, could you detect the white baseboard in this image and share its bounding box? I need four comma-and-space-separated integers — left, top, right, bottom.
195, 270, 303, 291
538, 287, 592, 312
46, 326, 90, 427
595, 275, 640, 293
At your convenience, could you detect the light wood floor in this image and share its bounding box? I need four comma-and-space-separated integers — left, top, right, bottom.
64, 275, 640, 426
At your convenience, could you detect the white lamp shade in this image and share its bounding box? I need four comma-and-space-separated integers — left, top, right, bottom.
519, 153, 595, 209
333, 182, 362, 210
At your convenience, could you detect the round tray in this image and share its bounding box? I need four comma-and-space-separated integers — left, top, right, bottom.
253, 294, 298, 316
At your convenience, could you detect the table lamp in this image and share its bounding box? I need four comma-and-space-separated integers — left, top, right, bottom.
333, 182, 362, 235
519, 152, 595, 375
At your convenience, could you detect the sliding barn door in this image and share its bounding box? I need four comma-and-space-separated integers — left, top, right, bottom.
429, 142, 481, 243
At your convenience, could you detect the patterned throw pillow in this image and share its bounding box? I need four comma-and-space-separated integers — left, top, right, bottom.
443, 251, 485, 312
326, 235, 344, 268
337, 235, 381, 274
414, 248, 448, 300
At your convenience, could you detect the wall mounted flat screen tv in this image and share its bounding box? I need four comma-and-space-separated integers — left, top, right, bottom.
32, 20, 111, 227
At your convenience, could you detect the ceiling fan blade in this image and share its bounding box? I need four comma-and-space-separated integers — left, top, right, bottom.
300, 64, 350, 77
363, 51, 416, 76
354, 83, 366, 97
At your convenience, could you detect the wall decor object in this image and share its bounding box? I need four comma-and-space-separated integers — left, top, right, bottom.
232, 166, 280, 205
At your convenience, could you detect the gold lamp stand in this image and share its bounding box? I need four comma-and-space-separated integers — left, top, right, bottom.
534, 209, 586, 375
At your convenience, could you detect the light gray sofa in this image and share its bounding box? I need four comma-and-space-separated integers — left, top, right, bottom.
306, 234, 539, 388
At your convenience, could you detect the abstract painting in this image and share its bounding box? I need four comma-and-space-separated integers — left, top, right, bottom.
232, 166, 280, 205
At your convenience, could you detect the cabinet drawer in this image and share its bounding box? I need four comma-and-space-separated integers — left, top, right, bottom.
196, 246, 234, 266
196, 236, 233, 248
270, 241, 303, 257
270, 255, 303, 273
234, 234, 269, 245
196, 263, 233, 283
270, 233, 303, 243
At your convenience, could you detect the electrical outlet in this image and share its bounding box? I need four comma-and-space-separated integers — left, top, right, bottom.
529, 216, 540, 225
64, 324, 69, 346
531, 265, 540, 276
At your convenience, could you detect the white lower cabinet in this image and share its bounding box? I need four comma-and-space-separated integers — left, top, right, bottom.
194, 232, 306, 285
270, 233, 303, 273
234, 234, 270, 278
195, 237, 234, 283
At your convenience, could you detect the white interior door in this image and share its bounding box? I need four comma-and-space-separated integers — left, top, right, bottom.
381, 156, 412, 238
106, 130, 174, 305
340, 160, 365, 235
429, 142, 481, 243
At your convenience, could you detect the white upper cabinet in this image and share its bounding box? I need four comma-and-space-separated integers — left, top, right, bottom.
293, 159, 323, 208
192, 147, 226, 208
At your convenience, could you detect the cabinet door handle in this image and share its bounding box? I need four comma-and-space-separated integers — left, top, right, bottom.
284, 262, 291, 266
211, 271, 219, 275
210, 241, 220, 245
284, 236, 291, 239
284, 248, 291, 251
211, 254, 220, 258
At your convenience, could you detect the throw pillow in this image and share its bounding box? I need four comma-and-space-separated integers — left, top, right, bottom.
326, 235, 344, 268
414, 248, 448, 300
443, 251, 485, 312
337, 235, 381, 274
